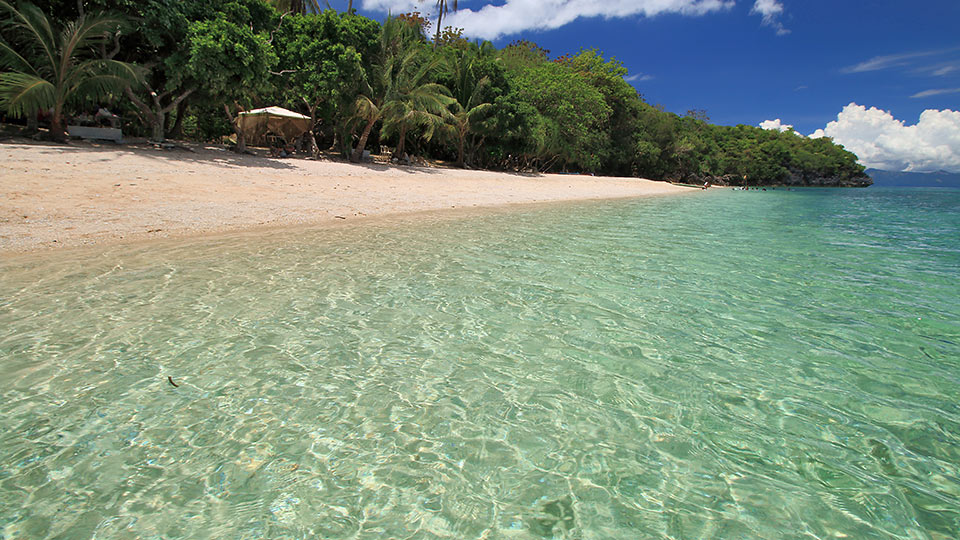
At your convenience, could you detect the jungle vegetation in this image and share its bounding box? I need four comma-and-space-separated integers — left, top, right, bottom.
0, 0, 868, 185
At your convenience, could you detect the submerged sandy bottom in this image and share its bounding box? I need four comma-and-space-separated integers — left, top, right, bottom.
0, 141, 690, 254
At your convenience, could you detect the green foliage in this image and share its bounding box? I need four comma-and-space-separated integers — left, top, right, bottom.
273, 9, 378, 144
504, 57, 611, 171
4, 2, 867, 183
435, 41, 503, 166
184, 15, 277, 102
0, 1, 140, 139
349, 16, 452, 162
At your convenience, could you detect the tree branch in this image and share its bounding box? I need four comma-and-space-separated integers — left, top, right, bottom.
124, 86, 154, 119
106, 30, 122, 60
268, 12, 290, 44
223, 103, 237, 125
159, 87, 196, 114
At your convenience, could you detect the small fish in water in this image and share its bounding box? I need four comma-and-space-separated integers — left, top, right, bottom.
168, 376, 179, 388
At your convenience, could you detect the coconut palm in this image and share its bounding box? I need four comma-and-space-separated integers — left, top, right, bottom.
268, 0, 321, 15
441, 43, 497, 166
379, 55, 453, 159
419, 0, 458, 48
0, 1, 140, 141
446, 76, 491, 167
350, 17, 452, 163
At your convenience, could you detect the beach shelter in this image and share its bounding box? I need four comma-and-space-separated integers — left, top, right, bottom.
236, 106, 312, 146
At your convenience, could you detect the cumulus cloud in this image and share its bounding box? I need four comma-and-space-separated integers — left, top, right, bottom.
362, 0, 735, 40
809, 103, 960, 173
759, 118, 794, 133
750, 0, 788, 35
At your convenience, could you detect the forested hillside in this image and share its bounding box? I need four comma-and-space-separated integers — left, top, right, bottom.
1, 0, 870, 186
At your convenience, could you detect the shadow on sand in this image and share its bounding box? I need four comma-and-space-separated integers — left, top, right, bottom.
2, 137, 549, 178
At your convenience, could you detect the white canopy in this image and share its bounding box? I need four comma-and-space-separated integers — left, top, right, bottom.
239, 106, 311, 120
237, 107, 312, 145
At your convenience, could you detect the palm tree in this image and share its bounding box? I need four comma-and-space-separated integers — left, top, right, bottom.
380, 55, 453, 160
446, 78, 491, 167
423, 0, 457, 48
268, 0, 321, 15
0, 1, 140, 141
441, 46, 496, 166
350, 17, 452, 163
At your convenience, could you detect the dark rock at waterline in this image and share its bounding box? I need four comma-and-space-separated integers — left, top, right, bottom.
691, 170, 873, 188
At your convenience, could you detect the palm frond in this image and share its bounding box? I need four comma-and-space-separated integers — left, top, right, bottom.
0, 72, 55, 117
0, 38, 40, 75
65, 58, 142, 90
465, 101, 493, 121
353, 94, 380, 122
0, 1, 57, 72
0, 2, 141, 134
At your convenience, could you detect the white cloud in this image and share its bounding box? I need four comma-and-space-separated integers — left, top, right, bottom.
931, 65, 958, 77
809, 103, 960, 173
624, 73, 654, 82
911, 88, 960, 99
842, 48, 960, 74
750, 0, 788, 35
759, 118, 794, 133
362, 0, 735, 40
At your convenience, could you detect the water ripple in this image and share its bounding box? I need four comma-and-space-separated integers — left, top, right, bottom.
1, 188, 959, 539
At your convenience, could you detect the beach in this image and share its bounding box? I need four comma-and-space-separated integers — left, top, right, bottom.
0, 141, 691, 254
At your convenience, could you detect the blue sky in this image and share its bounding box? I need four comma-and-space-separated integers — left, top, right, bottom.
356, 1, 960, 172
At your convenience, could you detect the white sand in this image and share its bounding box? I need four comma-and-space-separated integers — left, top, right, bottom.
0, 141, 693, 254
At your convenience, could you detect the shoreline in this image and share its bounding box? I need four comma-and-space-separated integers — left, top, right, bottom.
1, 141, 694, 256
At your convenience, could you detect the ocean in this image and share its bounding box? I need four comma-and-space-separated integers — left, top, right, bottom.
1, 187, 958, 539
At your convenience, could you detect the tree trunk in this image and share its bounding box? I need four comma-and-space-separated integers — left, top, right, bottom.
223, 103, 246, 153
307, 106, 319, 158
434, 10, 443, 49
351, 117, 377, 163
26, 111, 38, 134
126, 86, 195, 145
151, 112, 165, 142
169, 100, 188, 139
236, 130, 247, 153
50, 113, 67, 142
456, 132, 465, 167
394, 125, 407, 160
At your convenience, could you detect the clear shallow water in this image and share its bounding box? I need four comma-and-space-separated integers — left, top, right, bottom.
1, 187, 958, 540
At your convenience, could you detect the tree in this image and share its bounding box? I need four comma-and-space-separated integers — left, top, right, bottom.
503, 55, 611, 172
267, 0, 320, 15
113, 0, 276, 143
420, 0, 457, 49
273, 10, 377, 155
379, 53, 452, 159
184, 12, 278, 152
440, 44, 499, 167
350, 17, 451, 163
0, 0, 140, 140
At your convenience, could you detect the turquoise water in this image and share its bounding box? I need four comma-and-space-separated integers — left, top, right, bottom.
1, 187, 958, 539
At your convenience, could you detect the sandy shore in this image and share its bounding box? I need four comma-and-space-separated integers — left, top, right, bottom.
1, 141, 692, 254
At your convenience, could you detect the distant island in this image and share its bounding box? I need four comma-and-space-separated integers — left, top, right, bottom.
1, 0, 868, 187
866, 169, 960, 188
